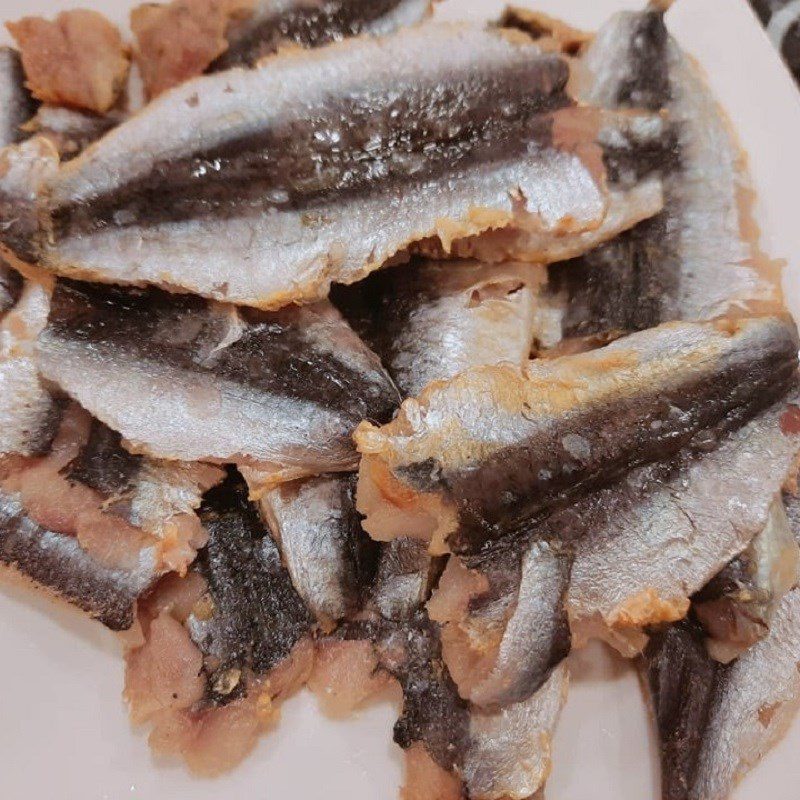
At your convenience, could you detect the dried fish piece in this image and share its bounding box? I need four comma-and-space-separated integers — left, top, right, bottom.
428, 536, 570, 709
1, 403, 222, 629
545, 9, 779, 348
567, 390, 800, 656
37, 279, 399, 476
643, 587, 800, 800
214, 0, 434, 70
125, 473, 315, 774
34, 24, 611, 309
693, 497, 800, 662
0, 47, 37, 147
256, 473, 380, 626
6, 10, 130, 114
332, 259, 548, 398
356, 317, 799, 555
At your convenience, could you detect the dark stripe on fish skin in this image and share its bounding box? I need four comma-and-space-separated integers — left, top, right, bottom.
192, 472, 313, 705
0, 261, 23, 316
0, 489, 139, 630
211, 0, 410, 70
51, 58, 569, 234
0, 47, 38, 147
22, 394, 67, 459
400, 326, 799, 555
63, 418, 143, 497
615, 11, 672, 110
547, 210, 680, 339
601, 125, 681, 187
643, 620, 728, 800
46, 279, 400, 427
462, 537, 572, 705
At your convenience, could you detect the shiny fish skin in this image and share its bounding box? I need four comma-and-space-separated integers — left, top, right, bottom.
213, 0, 433, 70
37, 279, 399, 475
0, 271, 60, 457
0, 488, 155, 630
429, 536, 571, 709
34, 24, 609, 309
332, 259, 547, 398
258, 473, 380, 625
356, 317, 799, 555
0, 403, 222, 628
643, 586, 800, 800
0, 47, 37, 148
568, 390, 800, 656
548, 10, 779, 345
370, 537, 438, 622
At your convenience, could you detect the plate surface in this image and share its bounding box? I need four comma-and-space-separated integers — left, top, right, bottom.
1, 1, 799, 798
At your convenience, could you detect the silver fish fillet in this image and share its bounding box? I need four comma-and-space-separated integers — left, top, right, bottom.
356, 317, 799, 555
567, 390, 800, 656
428, 537, 570, 709
332, 259, 548, 398
0, 270, 60, 457
257, 473, 379, 625
545, 9, 779, 347
37, 279, 400, 476
214, 0, 433, 70
370, 537, 438, 622
125, 472, 315, 775
0, 403, 222, 629
643, 586, 800, 800
693, 497, 800, 663
33, 24, 611, 309
0, 47, 36, 148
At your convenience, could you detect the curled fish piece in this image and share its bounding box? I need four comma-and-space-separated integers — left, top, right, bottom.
1, 403, 222, 629
545, 9, 780, 349
693, 497, 800, 663
567, 390, 800, 656
428, 537, 570, 709
356, 316, 799, 555
125, 472, 315, 774
37, 279, 399, 476
643, 587, 800, 800
332, 259, 548, 398
257, 473, 380, 625
0, 47, 37, 148
33, 24, 611, 309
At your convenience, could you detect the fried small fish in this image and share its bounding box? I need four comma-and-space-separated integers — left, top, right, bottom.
545, 9, 780, 348
643, 587, 800, 800
567, 390, 800, 656
257, 473, 380, 626
1, 403, 223, 629
356, 317, 799, 555
125, 472, 315, 775
38, 279, 399, 477
332, 259, 548, 398
32, 24, 614, 308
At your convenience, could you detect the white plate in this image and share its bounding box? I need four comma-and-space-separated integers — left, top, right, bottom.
1, 1, 798, 798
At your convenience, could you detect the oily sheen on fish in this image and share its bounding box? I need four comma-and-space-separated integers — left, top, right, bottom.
567, 390, 800, 656
213, 0, 433, 70
34, 24, 611, 308
545, 9, 779, 346
1, 404, 222, 629
356, 317, 799, 554
37, 279, 399, 476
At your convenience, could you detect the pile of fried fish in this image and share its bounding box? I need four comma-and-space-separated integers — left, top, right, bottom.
1, 1, 799, 798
